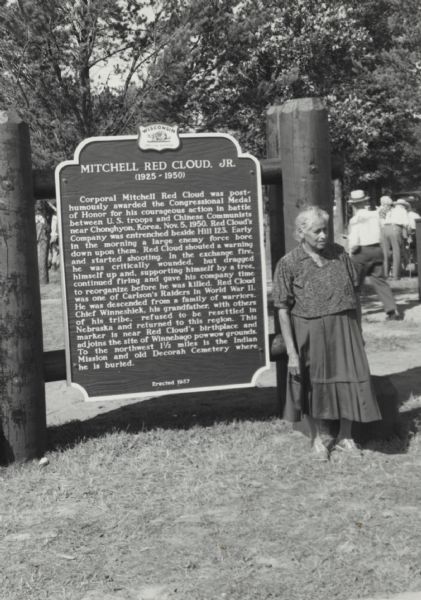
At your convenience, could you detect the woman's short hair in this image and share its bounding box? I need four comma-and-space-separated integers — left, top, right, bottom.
294, 205, 329, 242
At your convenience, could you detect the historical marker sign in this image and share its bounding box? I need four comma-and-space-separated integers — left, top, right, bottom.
55, 128, 269, 400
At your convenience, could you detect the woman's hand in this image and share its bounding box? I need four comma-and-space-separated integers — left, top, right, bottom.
277, 308, 300, 376
287, 352, 300, 376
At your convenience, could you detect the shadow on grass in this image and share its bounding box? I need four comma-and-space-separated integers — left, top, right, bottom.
47, 387, 282, 451
47, 369, 421, 456
391, 366, 421, 401
358, 368, 421, 454
400, 298, 421, 317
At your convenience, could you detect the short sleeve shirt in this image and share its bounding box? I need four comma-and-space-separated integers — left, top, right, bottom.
348, 209, 381, 247
273, 243, 360, 318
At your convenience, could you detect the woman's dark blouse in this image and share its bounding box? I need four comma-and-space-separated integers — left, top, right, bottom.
273, 243, 360, 318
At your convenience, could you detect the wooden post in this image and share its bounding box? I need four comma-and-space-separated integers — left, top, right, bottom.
333, 178, 344, 238
0, 111, 46, 464
278, 98, 333, 249
417, 219, 421, 302
267, 98, 333, 418
266, 108, 285, 266
266, 106, 287, 416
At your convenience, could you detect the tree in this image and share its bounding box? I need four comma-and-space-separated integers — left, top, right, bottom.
0, 0, 175, 168
0, 0, 181, 281
2, 0, 421, 192
328, 0, 421, 191
142, 0, 421, 192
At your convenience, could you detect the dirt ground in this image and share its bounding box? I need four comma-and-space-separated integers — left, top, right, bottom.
360, 277, 421, 404
43, 276, 421, 429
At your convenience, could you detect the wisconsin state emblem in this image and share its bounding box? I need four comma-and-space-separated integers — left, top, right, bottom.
138, 124, 180, 151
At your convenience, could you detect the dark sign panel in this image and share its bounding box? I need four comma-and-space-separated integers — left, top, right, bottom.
55, 129, 269, 400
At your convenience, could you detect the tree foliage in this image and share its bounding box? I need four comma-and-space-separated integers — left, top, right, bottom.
1, 0, 421, 190
0, 0, 173, 167
143, 0, 421, 191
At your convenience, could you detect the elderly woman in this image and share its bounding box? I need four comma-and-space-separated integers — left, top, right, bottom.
273, 205, 381, 459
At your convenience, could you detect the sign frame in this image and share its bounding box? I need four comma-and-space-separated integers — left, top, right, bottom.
55, 131, 270, 401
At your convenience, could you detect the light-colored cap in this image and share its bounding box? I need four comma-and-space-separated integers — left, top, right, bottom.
348, 189, 370, 204
395, 198, 411, 209
380, 195, 393, 206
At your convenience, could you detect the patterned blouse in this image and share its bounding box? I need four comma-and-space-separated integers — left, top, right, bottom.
273, 243, 360, 318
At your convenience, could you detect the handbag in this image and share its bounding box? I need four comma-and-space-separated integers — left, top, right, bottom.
270, 332, 287, 357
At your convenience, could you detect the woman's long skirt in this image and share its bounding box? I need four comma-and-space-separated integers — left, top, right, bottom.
284, 310, 381, 423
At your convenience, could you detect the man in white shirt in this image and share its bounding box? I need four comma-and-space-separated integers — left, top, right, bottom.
407, 202, 420, 233
382, 198, 410, 279
347, 190, 401, 320
405, 200, 420, 273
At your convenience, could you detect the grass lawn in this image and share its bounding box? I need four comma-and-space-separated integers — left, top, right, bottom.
1, 417, 421, 600
1, 271, 421, 600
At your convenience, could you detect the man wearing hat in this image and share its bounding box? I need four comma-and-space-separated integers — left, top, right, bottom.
347, 190, 401, 320
382, 198, 410, 279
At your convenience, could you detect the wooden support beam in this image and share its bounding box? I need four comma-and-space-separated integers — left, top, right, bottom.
417, 219, 421, 302
276, 97, 333, 253
33, 169, 55, 200
266, 106, 288, 417
260, 158, 282, 184
43, 350, 67, 383
0, 111, 46, 464
266, 98, 333, 419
